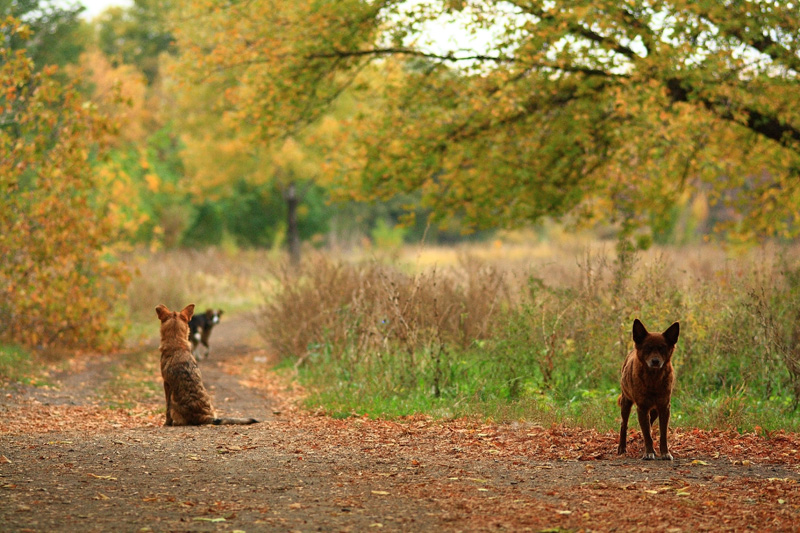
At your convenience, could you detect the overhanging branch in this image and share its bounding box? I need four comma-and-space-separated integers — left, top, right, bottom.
308, 47, 511, 64
665, 77, 800, 151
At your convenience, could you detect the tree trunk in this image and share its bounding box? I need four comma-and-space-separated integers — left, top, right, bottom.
285, 181, 300, 266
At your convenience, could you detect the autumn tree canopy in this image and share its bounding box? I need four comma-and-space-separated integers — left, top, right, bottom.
1, 0, 87, 69
172, 0, 800, 241
1, 17, 131, 348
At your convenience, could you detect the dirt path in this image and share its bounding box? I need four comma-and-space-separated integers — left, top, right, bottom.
2, 315, 800, 532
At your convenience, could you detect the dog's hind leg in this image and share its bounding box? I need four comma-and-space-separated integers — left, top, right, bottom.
174, 409, 215, 426
618, 395, 633, 455
637, 405, 657, 460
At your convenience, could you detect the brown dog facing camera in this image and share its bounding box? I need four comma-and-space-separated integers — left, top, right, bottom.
156, 303, 258, 426
617, 318, 680, 460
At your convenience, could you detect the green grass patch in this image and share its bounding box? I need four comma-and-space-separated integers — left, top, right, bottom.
298, 352, 800, 432
0, 344, 49, 386
297, 349, 800, 432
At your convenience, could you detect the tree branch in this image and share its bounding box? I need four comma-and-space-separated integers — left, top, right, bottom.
308, 47, 511, 64
665, 77, 800, 150
310, 46, 633, 82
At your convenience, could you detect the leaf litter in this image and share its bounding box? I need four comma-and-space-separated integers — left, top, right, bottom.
1, 318, 799, 531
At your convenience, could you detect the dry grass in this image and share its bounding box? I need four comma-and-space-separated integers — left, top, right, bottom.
256, 253, 510, 365
125, 247, 281, 325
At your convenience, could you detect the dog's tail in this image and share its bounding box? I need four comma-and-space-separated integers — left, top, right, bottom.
212, 417, 259, 425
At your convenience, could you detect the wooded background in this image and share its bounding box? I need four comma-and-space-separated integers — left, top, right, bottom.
2, 0, 800, 348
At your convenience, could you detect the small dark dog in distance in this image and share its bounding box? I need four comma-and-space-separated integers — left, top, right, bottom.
189, 308, 223, 360
156, 303, 256, 426
618, 318, 680, 460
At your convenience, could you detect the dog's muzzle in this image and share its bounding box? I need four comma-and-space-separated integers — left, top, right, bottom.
648, 358, 664, 369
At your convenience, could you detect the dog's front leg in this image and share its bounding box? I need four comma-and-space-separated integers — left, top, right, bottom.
191, 332, 202, 360
618, 396, 633, 455
163, 382, 173, 426
636, 406, 656, 460
657, 402, 673, 460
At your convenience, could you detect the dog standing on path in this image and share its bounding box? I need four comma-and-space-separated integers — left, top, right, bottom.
156, 303, 257, 426
617, 318, 680, 460
189, 308, 223, 360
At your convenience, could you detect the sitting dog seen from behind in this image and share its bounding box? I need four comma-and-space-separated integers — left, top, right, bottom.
188, 308, 223, 360
618, 318, 680, 460
156, 304, 257, 426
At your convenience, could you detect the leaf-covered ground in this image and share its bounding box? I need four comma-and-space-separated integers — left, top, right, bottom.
2, 317, 800, 532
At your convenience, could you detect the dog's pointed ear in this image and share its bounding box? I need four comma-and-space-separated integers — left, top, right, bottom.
155, 304, 171, 322
632, 319, 648, 346
218, 309, 224, 316
180, 304, 195, 323
663, 322, 680, 346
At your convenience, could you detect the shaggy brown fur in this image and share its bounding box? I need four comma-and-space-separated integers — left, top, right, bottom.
156, 304, 257, 426
617, 318, 680, 460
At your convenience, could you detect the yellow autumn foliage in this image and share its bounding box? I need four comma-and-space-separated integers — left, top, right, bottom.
1, 19, 131, 349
